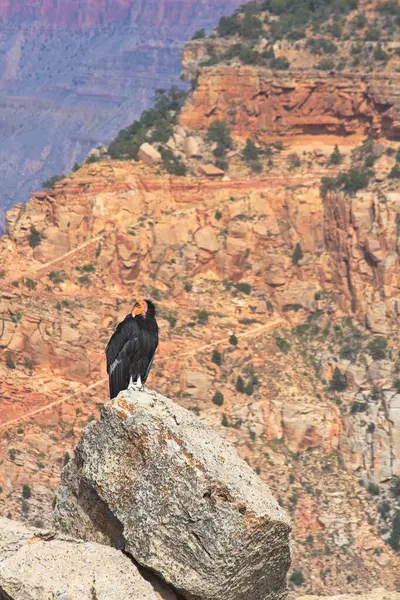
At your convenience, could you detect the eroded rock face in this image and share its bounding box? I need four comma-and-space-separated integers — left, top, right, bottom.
54, 388, 292, 600
180, 67, 400, 140
0, 517, 176, 600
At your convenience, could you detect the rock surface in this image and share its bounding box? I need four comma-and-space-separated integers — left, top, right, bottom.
180, 67, 400, 140
0, 517, 176, 600
54, 388, 291, 600
139, 143, 162, 165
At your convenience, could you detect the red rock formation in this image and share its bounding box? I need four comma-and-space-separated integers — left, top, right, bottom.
180, 66, 400, 141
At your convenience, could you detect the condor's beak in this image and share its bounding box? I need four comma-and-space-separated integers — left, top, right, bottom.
132, 301, 144, 317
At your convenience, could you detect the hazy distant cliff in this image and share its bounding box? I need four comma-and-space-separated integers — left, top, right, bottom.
0, 0, 243, 226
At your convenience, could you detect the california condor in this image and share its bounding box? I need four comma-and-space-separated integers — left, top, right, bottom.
106, 299, 159, 399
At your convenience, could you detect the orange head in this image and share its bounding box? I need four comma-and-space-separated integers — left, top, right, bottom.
132, 299, 147, 318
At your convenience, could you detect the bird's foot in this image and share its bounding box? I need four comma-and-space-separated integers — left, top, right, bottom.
128, 376, 144, 392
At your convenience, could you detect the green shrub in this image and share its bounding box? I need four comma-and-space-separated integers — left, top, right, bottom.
29, 225, 42, 248
352, 12, 367, 28
86, 154, 100, 164
365, 24, 381, 41
316, 58, 336, 70
391, 476, 400, 498
331, 367, 347, 391
192, 28, 206, 40
229, 333, 238, 346
196, 309, 209, 324
373, 44, 389, 62
243, 139, 260, 162
288, 152, 301, 169
292, 242, 304, 265
290, 569, 305, 586
378, 0, 400, 16
367, 337, 387, 360
72, 162, 81, 172
22, 484, 31, 499
329, 145, 343, 165
221, 414, 229, 427
49, 271, 64, 284
24, 278, 37, 290
42, 174, 64, 190
108, 87, 187, 160
270, 56, 290, 69
215, 210, 222, 220
276, 336, 291, 353
367, 482, 380, 496
212, 391, 224, 406
207, 120, 233, 154
393, 379, 400, 392
217, 14, 240, 37
6, 352, 15, 370
160, 148, 187, 176
64, 452, 71, 465
388, 512, 400, 550
236, 375, 245, 393
389, 164, 400, 179
234, 282, 252, 295
8, 448, 16, 461
306, 37, 337, 55
78, 275, 90, 286
212, 349, 222, 366
351, 400, 367, 414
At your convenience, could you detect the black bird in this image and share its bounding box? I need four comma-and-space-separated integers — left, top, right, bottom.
106, 299, 159, 399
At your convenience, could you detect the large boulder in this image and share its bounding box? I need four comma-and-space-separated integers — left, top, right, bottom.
54, 388, 291, 600
138, 143, 162, 165
0, 517, 175, 600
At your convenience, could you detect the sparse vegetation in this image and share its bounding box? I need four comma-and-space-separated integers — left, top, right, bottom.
108, 87, 188, 161
292, 242, 304, 265
367, 482, 380, 496
6, 352, 15, 370
196, 309, 209, 325
290, 569, 305, 586
331, 367, 347, 391
212, 391, 224, 406
388, 512, 400, 550
234, 282, 252, 295
287, 152, 301, 170
192, 28, 206, 40
29, 225, 42, 248
229, 333, 238, 346
328, 145, 343, 165
49, 271, 65, 284
207, 120, 233, 161
212, 349, 223, 366
367, 337, 387, 360
42, 174, 65, 190
22, 484, 31, 499
276, 336, 291, 354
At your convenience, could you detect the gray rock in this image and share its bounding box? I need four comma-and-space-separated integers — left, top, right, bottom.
54, 388, 291, 600
183, 136, 201, 157
0, 517, 175, 600
138, 143, 162, 165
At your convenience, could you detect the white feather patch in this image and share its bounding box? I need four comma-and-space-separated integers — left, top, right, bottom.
110, 358, 120, 374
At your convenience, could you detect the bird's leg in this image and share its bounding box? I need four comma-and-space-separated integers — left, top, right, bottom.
137, 375, 144, 392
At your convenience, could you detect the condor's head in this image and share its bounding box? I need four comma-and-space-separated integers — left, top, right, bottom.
131, 299, 156, 319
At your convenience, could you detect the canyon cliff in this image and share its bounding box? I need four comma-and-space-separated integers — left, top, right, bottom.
0, 0, 243, 227
0, 0, 399, 596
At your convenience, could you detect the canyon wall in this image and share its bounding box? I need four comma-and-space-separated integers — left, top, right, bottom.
0, 0, 243, 226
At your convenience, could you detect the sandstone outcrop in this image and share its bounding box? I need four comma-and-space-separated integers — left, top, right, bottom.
180, 67, 400, 140
0, 517, 176, 600
139, 143, 162, 166
54, 387, 292, 600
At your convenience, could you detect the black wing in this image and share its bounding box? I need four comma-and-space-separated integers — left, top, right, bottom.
106, 316, 140, 399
